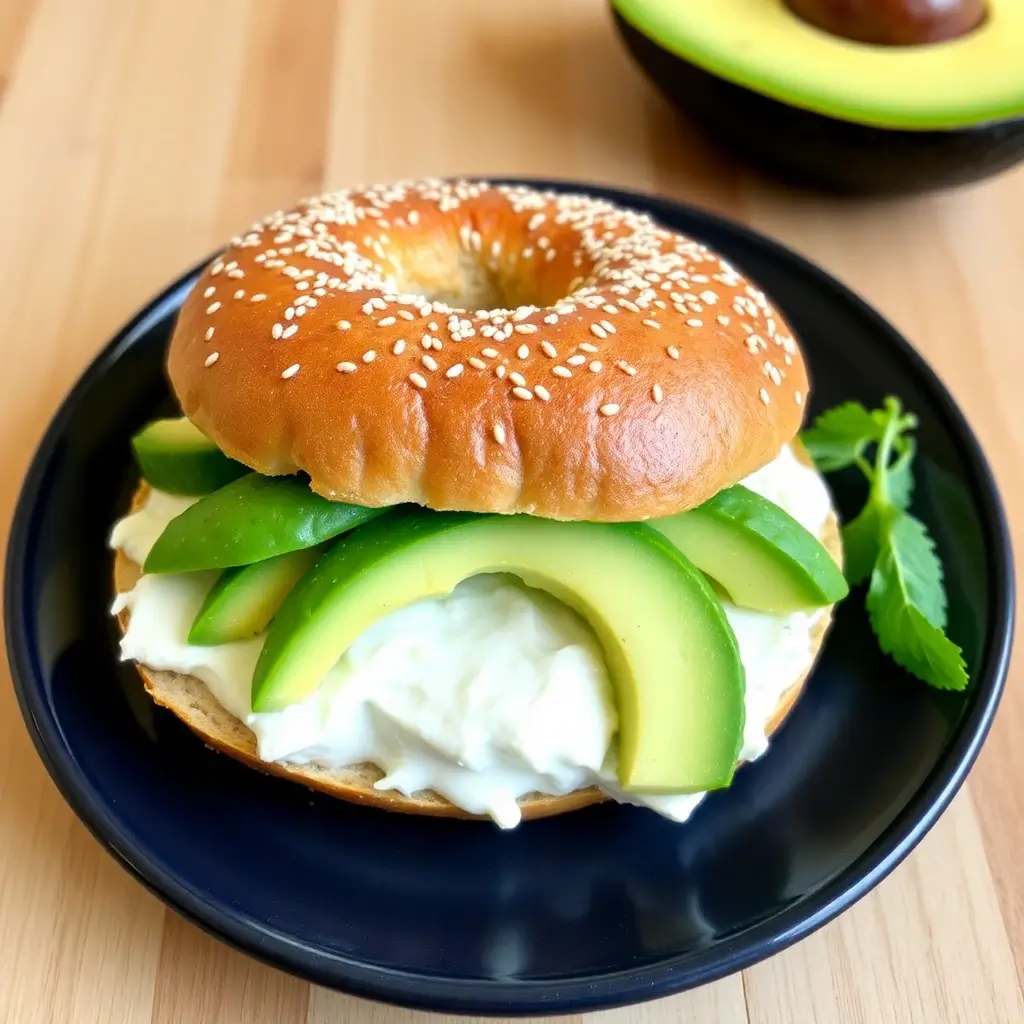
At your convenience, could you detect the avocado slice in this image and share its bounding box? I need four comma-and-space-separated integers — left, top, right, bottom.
252, 509, 745, 794
132, 417, 248, 495
612, 0, 1024, 193
144, 474, 387, 574
651, 485, 848, 614
188, 546, 324, 645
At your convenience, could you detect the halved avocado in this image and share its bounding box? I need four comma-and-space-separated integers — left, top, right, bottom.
251, 509, 745, 794
144, 473, 386, 574
612, 0, 1024, 194
652, 485, 848, 614
132, 417, 248, 495
188, 546, 324, 645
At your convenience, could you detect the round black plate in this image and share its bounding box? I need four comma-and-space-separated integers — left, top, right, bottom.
5, 182, 1013, 1016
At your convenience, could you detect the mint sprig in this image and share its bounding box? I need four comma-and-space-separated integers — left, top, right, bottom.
801, 397, 968, 692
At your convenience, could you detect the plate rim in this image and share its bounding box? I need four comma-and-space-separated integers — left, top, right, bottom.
4, 179, 1015, 1016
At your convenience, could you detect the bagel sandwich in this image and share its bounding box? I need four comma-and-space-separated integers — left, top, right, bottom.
110, 180, 848, 829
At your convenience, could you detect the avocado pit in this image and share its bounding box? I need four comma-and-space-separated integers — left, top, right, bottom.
785, 0, 987, 46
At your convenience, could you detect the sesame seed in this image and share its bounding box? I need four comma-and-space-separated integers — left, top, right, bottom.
468, 357, 486, 369
579, 342, 598, 353
619, 300, 640, 313
392, 339, 406, 355
687, 319, 703, 328
701, 290, 719, 304
643, 319, 660, 329
282, 324, 298, 339
363, 350, 376, 363
514, 323, 537, 334
296, 281, 309, 291
234, 289, 245, 300
251, 293, 267, 302
602, 305, 619, 315
544, 314, 558, 325
446, 363, 464, 378
281, 364, 300, 379
210, 262, 224, 276
590, 324, 607, 339
552, 365, 572, 378
337, 320, 351, 330
795, 391, 804, 406
667, 346, 680, 360
481, 348, 499, 358
493, 423, 506, 445
616, 361, 636, 376
421, 354, 438, 371
534, 385, 551, 401
717, 315, 730, 326
652, 384, 664, 404
512, 386, 533, 400
284, 308, 295, 320
227, 269, 244, 279
495, 365, 507, 379
409, 372, 428, 389
517, 344, 529, 359
567, 354, 586, 367
541, 340, 557, 358
769, 366, 782, 386
378, 317, 397, 327
203, 286, 216, 299
204, 327, 215, 342
589, 361, 603, 373
206, 302, 221, 315
600, 320, 616, 334
337, 361, 357, 373
204, 352, 219, 367
599, 404, 620, 417
399, 310, 415, 320
421, 336, 432, 350
759, 388, 771, 405
509, 371, 527, 387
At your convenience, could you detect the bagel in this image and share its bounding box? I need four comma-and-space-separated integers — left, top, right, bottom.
112, 442, 840, 823
168, 180, 808, 522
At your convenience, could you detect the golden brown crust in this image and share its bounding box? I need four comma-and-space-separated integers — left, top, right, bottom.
112, 442, 840, 823
169, 181, 809, 522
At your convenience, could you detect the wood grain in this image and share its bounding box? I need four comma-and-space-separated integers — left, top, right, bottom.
0, 1, 1021, 1021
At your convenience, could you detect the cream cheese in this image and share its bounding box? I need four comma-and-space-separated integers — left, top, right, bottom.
110, 445, 833, 829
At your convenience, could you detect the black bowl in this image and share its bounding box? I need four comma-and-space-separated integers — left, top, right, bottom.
5, 181, 1013, 1015
611, 10, 1024, 196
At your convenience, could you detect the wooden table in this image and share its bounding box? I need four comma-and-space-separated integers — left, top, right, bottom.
0, 2, 1021, 1021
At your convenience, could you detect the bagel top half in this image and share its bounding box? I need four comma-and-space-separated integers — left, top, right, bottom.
168, 180, 808, 522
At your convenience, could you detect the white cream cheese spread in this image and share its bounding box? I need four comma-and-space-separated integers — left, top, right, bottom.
110, 445, 832, 829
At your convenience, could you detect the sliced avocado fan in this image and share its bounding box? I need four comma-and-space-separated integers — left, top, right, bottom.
251, 509, 746, 794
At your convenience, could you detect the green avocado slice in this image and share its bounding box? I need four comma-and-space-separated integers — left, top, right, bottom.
144, 474, 386, 574
132, 417, 249, 495
651, 485, 848, 614
188, 546, 325, 645
612, 0, 1024, 130
251, 509, 745, 794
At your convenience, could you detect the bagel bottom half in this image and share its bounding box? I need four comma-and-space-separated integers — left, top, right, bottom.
112, 449, 842, 823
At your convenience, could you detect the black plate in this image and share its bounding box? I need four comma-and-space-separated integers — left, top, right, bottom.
5, 182, 1013, 1016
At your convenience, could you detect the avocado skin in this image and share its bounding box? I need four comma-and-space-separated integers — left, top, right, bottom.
144, 473, 388, 574
613, 10, 1024, 195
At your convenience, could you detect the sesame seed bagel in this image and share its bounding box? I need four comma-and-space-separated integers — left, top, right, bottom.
112, 444, 840, 823
169, 180, 809, 521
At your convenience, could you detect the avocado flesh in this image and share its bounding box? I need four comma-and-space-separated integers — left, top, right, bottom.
612, 0, 1024, 130
188, 546, 325, 645
144, 473, 387, 574
252, 509, 745, 794
652, 485, 848, 614
132, 417, 248, 495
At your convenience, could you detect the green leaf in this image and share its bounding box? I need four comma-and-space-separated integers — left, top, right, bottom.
865, 511, 965, 690
801, 401, 883, 472
886, 438, 916, 512
842, 504, 881, 586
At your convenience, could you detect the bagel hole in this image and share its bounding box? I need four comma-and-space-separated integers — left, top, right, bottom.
395, 238, 581, 312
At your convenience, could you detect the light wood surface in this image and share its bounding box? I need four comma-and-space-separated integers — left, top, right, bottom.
0, 2, 1021, 1022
